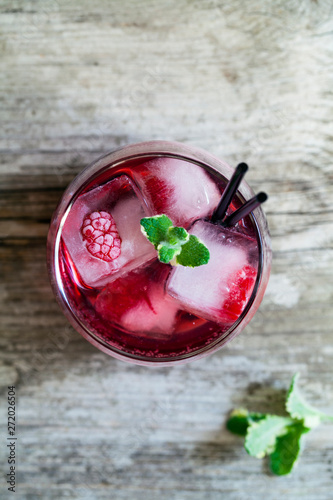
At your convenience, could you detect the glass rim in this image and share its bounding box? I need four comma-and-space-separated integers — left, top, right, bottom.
47, 140, 272, 366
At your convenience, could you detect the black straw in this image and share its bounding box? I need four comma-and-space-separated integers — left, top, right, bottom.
223, 192, 268, 227
211, 163, 248, 222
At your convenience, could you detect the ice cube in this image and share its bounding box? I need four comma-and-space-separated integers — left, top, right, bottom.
166, 220, 258, 325
95, 261, 178, 337
120, 285, 178, 336
132, 158, 221, 228
61, 175, 156, 288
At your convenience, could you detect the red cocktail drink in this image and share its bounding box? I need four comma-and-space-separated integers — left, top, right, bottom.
47, 141, 271, 365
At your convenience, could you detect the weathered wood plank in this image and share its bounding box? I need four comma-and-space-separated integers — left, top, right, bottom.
1, 0, 333, 498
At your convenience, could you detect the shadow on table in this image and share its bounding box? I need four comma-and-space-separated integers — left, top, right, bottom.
189, 383, 288, 474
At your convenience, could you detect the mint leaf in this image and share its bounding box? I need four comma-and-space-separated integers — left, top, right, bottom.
157, 243, 181, 264
140, 215, 173, 249
227, 409, 266, 436
176, 235, 210, 267
286, 373, 333, 427
140, 215, 210, 267
245, 415, 294, 458
269, 422, 310, 475
167, 226, 188, 245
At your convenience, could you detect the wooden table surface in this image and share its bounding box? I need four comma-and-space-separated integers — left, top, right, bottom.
1, 1, 333, 499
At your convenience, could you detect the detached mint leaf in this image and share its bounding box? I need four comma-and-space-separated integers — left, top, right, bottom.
245, 415, 294, 458
227, 409, 266, 437
176, 235, 210, 267
269, 422, 310, 476
286, 373, 333, 427
140, 215, 173, 249
226, 374, 333, 476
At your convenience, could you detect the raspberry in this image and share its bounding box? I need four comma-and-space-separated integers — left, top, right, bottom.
81, 211, 121, 262
220, 265, 257, 323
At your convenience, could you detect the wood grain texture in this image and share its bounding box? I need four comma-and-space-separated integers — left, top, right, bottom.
1, 1, 333, 499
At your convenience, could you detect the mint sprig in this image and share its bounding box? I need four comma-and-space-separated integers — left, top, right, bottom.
140, 215, 210, 267
226, 374, 333, 475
